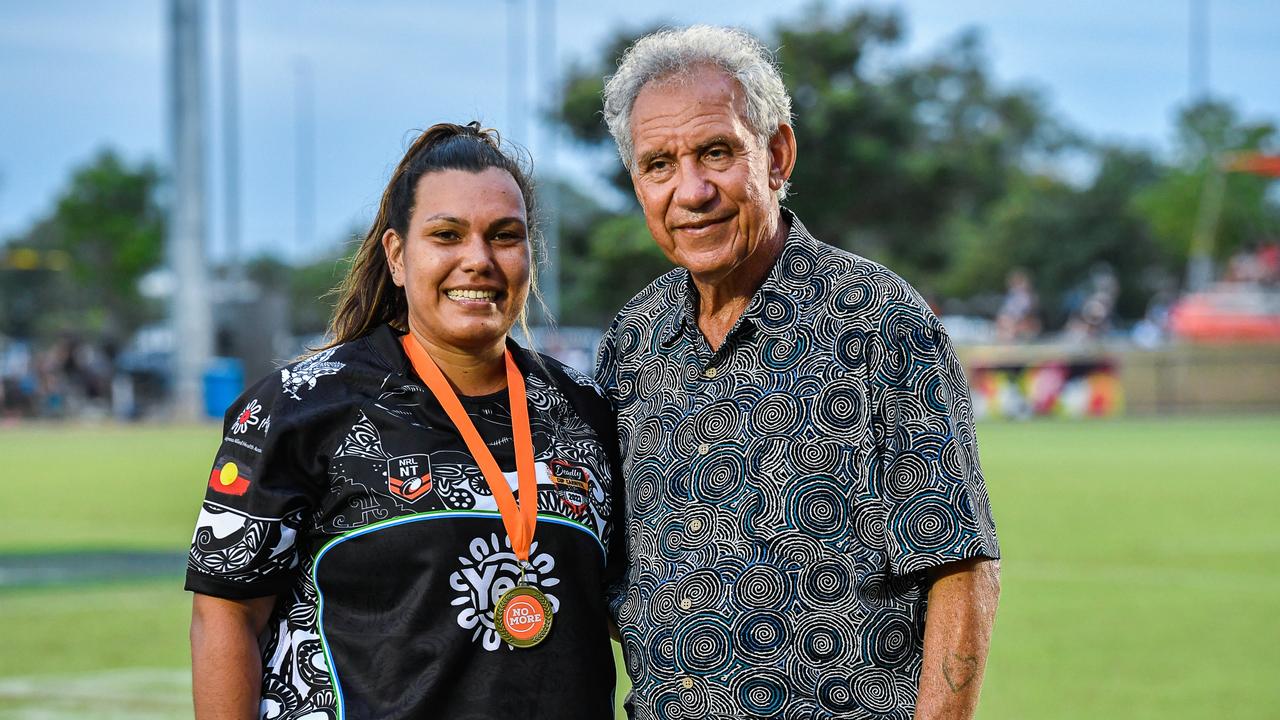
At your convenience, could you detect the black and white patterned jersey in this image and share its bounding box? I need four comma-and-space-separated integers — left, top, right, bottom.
186, 324, 622, 720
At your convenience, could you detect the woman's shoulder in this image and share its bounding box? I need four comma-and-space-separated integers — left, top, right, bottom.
228, 326, 405, 425
517, 345, 607, 402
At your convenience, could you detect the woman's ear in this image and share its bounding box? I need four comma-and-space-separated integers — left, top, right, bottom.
382, 228, 405, 287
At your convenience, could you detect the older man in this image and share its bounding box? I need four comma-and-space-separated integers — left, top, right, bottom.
595, 26, 1001, 720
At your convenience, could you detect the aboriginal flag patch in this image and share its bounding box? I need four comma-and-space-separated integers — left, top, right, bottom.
208, 457, 252, 496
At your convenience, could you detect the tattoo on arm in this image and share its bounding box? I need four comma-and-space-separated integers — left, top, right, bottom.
942, 653, 978, 693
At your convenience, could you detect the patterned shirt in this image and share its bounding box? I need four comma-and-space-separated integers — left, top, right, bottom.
186, 325, 622, 720
596, 211, 1000, 720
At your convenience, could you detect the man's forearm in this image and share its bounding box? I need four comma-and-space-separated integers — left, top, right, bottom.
913, 558, 1000, 720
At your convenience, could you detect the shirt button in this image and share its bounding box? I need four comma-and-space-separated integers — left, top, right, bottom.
681, 677, 694, 690
680, 597, 692, 610
688, 518, 703, 532
698, 443, 710, 455
703, 366, 718, 379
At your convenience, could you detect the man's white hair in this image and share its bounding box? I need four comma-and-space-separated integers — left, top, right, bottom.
602, 25, 793, 185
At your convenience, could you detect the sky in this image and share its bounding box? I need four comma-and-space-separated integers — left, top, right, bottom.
1, 0, 1277, 263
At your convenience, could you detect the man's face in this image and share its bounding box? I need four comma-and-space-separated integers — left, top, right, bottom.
628, 65, 794, 287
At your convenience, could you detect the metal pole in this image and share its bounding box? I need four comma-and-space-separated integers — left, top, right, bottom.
536, 0, 560, 322
221, 0, 241, 272
506, 0, 527, 146
168, 0, 213, 420
1186, 162, 1225, 292
1189, 0, 1209, 100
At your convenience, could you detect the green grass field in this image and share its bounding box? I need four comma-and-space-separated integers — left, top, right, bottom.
2, 418, 1278, 718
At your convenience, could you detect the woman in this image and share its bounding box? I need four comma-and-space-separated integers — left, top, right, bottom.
187, 122, 622, 720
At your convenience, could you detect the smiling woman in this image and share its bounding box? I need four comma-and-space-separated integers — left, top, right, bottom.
382, 167, 532, 394
328, 122, 540, 353
184, 122, 625, 720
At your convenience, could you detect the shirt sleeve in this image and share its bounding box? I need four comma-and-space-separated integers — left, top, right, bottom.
873, 308, 1000, 577
593, 316, 621, 407
601, 397, 629, 621
184, 367, 330, 600
593, 318, 631, 619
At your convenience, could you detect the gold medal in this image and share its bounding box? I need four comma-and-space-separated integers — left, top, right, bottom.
494, 584, 553, 648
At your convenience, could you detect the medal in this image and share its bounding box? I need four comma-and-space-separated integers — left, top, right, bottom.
402, 335, 552, 648
494, 583, 553, 648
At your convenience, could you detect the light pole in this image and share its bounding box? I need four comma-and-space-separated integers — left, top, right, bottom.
536, 0, 560, 322
1189, 0, 1210, 101
507, 0, 528, 146
167, 0, 214, 420
221, 0, 241, 275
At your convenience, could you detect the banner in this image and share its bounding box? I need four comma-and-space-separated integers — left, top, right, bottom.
969, 358, 1122, 419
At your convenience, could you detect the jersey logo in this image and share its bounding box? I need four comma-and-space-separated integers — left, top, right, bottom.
448, 533, 560, 651
231, 398, 262, 435
386, 454, 433, 502
280, 346, 345, 400
550, 459, 590, 514
208, 457, 251, 496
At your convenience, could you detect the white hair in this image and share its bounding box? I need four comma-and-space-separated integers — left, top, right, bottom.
602, 25, 793, 184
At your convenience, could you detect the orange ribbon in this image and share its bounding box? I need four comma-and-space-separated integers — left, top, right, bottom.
401, 334, 538, 563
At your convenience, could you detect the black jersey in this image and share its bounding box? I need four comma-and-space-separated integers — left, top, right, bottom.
186, 325, 623, 720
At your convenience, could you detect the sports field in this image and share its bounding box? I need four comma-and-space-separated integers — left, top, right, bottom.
2, 417, 1277, 719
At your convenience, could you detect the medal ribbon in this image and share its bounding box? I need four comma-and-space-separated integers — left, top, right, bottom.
400, 334, 538, 563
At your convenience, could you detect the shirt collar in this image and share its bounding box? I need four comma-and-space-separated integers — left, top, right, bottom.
660, 271, 699, 347
365, 323, 412, 375
371, 322, 543, 385
659, 207, 815, 346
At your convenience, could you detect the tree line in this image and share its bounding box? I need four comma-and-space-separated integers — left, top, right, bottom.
2, 4, 1276, 346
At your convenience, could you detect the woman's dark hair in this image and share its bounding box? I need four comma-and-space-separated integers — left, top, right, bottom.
324, 121, 538, 347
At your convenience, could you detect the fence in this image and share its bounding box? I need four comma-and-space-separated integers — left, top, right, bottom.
957, 342, 1280, 417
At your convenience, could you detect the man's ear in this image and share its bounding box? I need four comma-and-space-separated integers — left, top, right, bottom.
382, 228, 405, 287
767, 124, 797, 192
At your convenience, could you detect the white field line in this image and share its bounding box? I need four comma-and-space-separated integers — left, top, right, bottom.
0, 668, 190, 720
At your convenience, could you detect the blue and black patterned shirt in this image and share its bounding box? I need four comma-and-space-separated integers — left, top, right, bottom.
596, 211, 1000, 719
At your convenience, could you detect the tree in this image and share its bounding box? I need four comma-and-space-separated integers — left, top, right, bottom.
0, 150, 165, 340
1134, 100, 1279, 268
554, 6, 1278, 328
946, 147, 1167, 324
777, 8, 1072, 283
561, 213, 673, 326
555, 5, 1067, 306
244, 240, 357, 339
555, 24, 666, 197
538, 179, 666, 327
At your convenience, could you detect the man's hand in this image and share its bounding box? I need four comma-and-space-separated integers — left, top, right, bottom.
913, 557, 1000, 720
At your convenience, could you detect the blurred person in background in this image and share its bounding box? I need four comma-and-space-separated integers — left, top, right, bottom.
596, 26, 1001, 720
995, 268, 1041, 343
186, 122, 623, 720
1064, 265, 1119, 342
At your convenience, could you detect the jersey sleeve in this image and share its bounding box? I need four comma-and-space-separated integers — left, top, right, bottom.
591, 320, 632, 618
872, 307, 1000, 577
184, 366, 334, 600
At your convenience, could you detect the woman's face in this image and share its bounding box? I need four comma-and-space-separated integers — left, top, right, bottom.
383, 167, 530, 357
